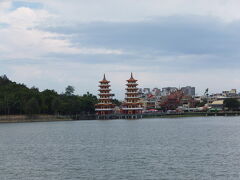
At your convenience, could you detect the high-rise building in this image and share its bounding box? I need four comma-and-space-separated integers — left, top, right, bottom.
121, 73, 143, 117
162, 87, 178, 96
181, 86, 195, 96
95, 74, 115, 116
152, 88, 161, 96
143, 88, 151, 94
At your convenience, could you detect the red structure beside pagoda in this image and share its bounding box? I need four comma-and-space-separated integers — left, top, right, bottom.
121, 73, 143, 118
95, 74, 115, 118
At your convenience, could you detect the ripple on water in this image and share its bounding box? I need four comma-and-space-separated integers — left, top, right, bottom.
0, 117, 240, 179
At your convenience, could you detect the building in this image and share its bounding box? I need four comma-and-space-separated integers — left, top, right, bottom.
181, 95, 196, 109
222, 89, 237, 97
181, 86, 195, 96
210, 100, 224, 111
142, 95, 157, 110
152, 88, 161, 96
121, 73, 143, 118
162, 87, 178, 96
95, 74, 115, 118
138, 88, 144, 98
160, 90, 196, 111
160, 90, 184, 110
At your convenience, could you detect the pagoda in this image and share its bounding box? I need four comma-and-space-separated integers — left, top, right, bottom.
121, 73, 143, 118
95, 74, 115, 118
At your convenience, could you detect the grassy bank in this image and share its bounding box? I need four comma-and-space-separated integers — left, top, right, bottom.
0, 115, 72, 123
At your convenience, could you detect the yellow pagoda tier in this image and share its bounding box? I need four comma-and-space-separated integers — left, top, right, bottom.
95, 74, 115, 115
121, 73, 143, 115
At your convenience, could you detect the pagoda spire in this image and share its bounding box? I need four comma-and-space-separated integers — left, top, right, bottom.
103, 73, 106, 81
130, 72, 133, 79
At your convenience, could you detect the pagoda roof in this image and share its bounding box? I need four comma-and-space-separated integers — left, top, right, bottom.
126, 83, 138, 86
126, 92, 139, 94
99, 84, 110, 87
95, 103, 115, 107
125, 97, 140, 99
127, 72, 138, 82
99, 74, 110, 83
98, 89, 111, 91
122, 102, 143, 105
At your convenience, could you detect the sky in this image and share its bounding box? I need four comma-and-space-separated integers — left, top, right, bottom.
1, 0, 240, 99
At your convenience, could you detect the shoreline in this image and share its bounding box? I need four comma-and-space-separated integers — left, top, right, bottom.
143, 111, 240, 119
0, 112, 240, 123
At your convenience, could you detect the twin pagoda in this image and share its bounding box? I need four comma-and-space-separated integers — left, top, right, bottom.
95, 73, 143, 119
95, 74, 115, 115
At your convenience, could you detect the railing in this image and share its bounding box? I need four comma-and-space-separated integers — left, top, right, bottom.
95, 108, 113, 111
122, 107, 143, 110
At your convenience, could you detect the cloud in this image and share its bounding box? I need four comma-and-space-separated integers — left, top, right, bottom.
75, 17, 239, 55
0, 6, 123, 60
23, 0, 240, 23
1, 7, 51, 28
43, 15, 240, 71
0, 1, 11, 11
1, 0, 240, 98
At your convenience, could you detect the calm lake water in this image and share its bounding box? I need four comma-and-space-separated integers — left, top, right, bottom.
1, 117, 240, 179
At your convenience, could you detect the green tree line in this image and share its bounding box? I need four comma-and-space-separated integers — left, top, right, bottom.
224, 98, 240, 111
0, 75, 97, 115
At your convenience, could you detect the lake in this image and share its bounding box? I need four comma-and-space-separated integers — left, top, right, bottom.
0, 117, 240, 179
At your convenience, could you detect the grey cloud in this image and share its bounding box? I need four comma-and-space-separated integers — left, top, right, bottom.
40, 16, 240, 71
44, 16, 240, 55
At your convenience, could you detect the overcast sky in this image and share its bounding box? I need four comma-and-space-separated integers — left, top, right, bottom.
1, 0, 240, 99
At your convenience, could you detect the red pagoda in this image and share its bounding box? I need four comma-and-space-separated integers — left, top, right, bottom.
95, 74, 115, 118
121, 73, 143, 118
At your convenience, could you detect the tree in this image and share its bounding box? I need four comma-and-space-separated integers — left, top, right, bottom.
51, 98, 61, 114
224, 98, 240, 111
195, 99, 207, 107
0, 74, 10, 85
41, 89, 58, 114
24, 97, 40, 114
65, 85, 75, 96
112, 99, 122, 106
30, 86, 39, 93
0, 75, 98, 115
81, 92, 98, 114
